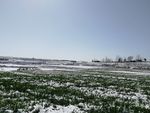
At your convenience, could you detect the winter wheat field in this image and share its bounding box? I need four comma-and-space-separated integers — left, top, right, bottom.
1, 69, 150, 113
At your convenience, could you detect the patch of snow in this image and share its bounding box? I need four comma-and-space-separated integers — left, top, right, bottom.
14, 72, 33, 76
5, 110, 13, 113
39, 68, 75, 71
0, 77, 12, 80
0, 67, 18, 72
51, 65, 100, 69
30, 104, 83, 113
110, 71, 150, 75
0, 63, 38, 67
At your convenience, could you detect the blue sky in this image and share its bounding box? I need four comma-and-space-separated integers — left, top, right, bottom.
0, 0, 150, 61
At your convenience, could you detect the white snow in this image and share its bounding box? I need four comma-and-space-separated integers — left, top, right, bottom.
30, 104, 83, 113
5, 110, 13, 113
110, 70, 150, 75
51, 65, 100, 69
0, 63, 37, 67
39, 68, 75, 71
0, 67, 18, 72
39, 65, 100, 71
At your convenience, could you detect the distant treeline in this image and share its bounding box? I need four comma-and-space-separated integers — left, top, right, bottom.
92, 55, 148, 63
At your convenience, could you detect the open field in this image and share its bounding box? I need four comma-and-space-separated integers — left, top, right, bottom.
0, 69, 150, 113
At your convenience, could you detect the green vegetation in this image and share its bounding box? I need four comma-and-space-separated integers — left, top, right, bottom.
0, 70, 150, 113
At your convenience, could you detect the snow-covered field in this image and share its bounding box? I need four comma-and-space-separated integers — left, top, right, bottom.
0, 63, 100, 72
0, 67, 19, 72
110, 70, 150, 76
0, 69, 150, 113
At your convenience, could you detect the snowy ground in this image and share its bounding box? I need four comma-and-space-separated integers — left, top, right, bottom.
0, 67, 19, 72
0, 69, 150, 113
0, 63, 100, 72
110, 70, 150, 76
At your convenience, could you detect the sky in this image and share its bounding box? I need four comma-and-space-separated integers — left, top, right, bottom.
0, 0, 150, 61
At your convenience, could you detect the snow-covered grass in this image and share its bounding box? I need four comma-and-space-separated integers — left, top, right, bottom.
110, 70, 150, 76
0, 70, 150, 113
29, 104, 83, 113
39, 68, 76, 71
0, 67, 18, 72
49, 65, 100, 69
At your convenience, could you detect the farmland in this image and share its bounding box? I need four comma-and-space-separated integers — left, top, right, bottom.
0, 69, 150, 113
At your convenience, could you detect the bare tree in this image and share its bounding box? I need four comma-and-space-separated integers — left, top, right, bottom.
116, 56, 120, 62
136, 55, 142, 62
119, 57, 123, 62
116, 56, 123, 62
124, 58, 127, 62
103, 57, 112, 63
127, 56, 133, 62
